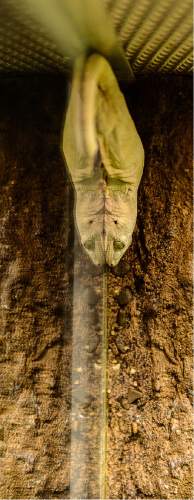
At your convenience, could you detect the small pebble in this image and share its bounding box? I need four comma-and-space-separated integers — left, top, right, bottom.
117, 309, 127, 326
113, 261, 130, 277
132, 422, 139, 434
121, 388, 142, 408
128, 388, 142, 403
75, 367, 83, 373
121, 398, 130, 409
115, 337, 129, 353
118, 419, 126, 433
113, 287, 121, 297
154, 379, 161, 392
112, 363, 120, 372
117, 287, 132, 306
0, 427, 4, 441
135, 274, 144, 291
130, 367, 136, 375
171, 418, 179, 433
94, 362, 102, 370
111, 343, 119, 355
0, 443, 6, 457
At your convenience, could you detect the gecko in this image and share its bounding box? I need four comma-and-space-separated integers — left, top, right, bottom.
63, 53, 144, 266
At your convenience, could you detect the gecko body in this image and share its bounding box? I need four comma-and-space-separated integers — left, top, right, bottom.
63, 53, 144, 266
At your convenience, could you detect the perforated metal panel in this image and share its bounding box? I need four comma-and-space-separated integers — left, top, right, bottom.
106, 0, 193, 74
0, 1, 71, 73
0, 0, 193, 74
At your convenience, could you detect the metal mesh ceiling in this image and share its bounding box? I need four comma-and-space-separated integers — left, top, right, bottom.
0, 1, 71, 73
0, 0, 192, 75
106, 0, 193, 74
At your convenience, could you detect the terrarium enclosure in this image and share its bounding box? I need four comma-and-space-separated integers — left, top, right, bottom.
0, 1, 193, 499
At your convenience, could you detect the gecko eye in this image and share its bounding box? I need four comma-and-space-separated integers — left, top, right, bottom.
114, 220, 118, 225
113, 240, 125, 251
84, 238, 95, 251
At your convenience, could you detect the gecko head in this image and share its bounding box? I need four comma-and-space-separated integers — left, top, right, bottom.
75, 188, 137, 267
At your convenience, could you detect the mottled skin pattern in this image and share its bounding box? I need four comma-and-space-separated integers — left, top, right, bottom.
63, 53, 144, 266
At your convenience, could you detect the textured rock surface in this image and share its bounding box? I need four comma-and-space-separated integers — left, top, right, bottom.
0, 74, 192, 499
107, 75, 192, 499
0, 77, 73, 498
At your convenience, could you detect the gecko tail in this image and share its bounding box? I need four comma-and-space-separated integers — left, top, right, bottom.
80, 53, 116, 158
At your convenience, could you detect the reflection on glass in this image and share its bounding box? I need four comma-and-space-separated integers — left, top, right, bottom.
70, 252, 107, 499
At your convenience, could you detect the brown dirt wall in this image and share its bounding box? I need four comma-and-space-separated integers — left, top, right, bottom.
0, 74, 192, 499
